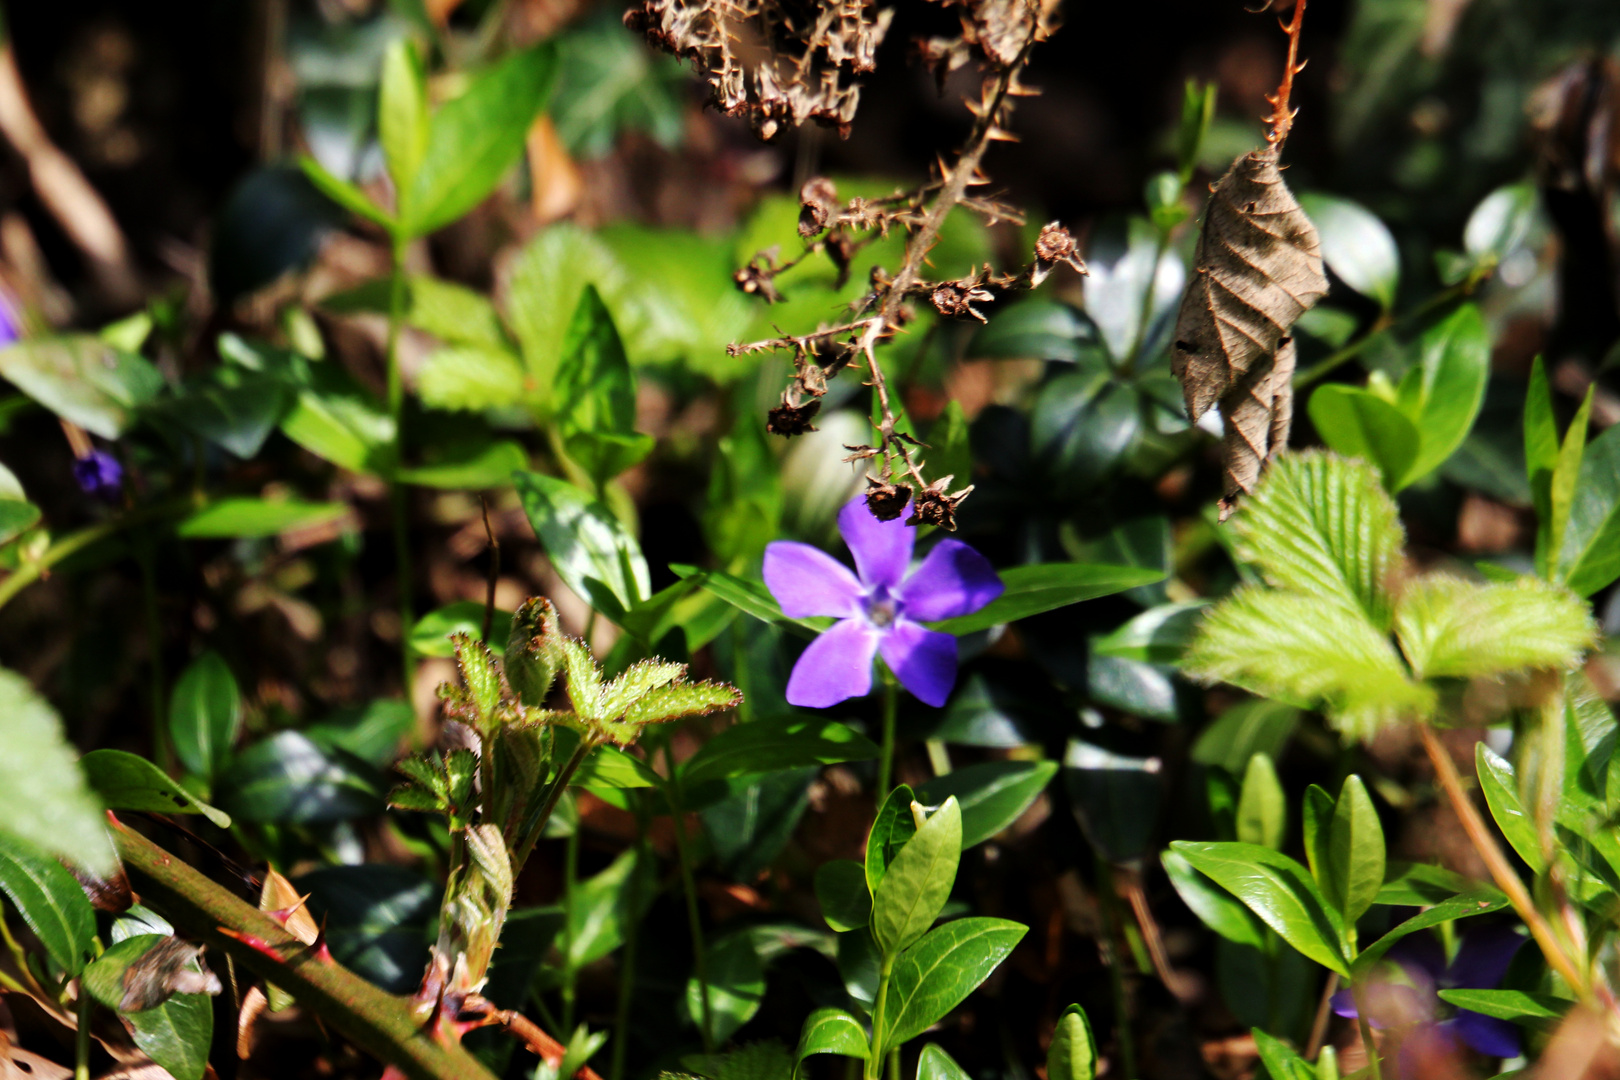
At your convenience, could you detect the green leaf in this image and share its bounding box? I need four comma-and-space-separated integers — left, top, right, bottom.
1375, 861, 1480, 906
872, 797, 962, 956
670, 565, 828, 640
681, 718, 878, 789
503, 223, 628, 398
81, 750, 230, 828
1352, 888, 1510, 975
1394, 574, 1594, 680
402, 44, 558, 236
567, 846, 654, 966
0, 668, 115, 875
1307, 385, 1420, 490
1393, 304, 1490, 487
1231, 451, 1405, 627
1544, 387, 1594, 581
550, 9, 686, 156
1435, 988, 1565, 1023
1525, 356, 1558, 546
83, 936, 213, 1080
417, 347, 527, 411
916, 1044, 971, 1080
555, 286, 653, 485
378, 39, 429, 195
177, 497, 350, 539
815, 860, 871, 932
793, 1007, 869, 1073
398, 441, 529, 489
1252, 1029, 1316, 1080
167, 652, 242, 783
684, 931, 765, 1044
409, 602, 513, 658
1236, 753, 1285, 850
1464, 183, 1538, 263
152, 367, 295, 459
930, 562, 1166, 636
1090, 601, 1208, 664
875, 917, 1027, 1053
1162, 848, 1266, 948
1297, 194, 1399, 309
1302, 785, 1335, 889
0, 336, 163, 438
299, 156, 393, 228
1191, 700, 1299, 776
917, 761, 1058, 848
0, 832, 98, 976
1169, 841, 1348, 976
575, 745, 661, 789
968, 300, 1100, 362
1475, 744, 1544, 873
514, 471, 650, 617
278, 380, 395, 476
215, 732, 383, 823
1325, 775, 1384, 926
866, 784, 918, 895
1556, 421, 1620, 597
1183, 586, 1433, 738
1047, 1004, 1098, 1080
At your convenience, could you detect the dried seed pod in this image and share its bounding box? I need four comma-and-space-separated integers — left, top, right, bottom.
864, 478, 913, 520
799, 178, 839, 238
1171, 143, 1326, 421
1217, 336, 1296, 519
767, 399, 821, 436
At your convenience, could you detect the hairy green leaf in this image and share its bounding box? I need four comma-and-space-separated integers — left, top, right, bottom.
0, 669, 114, 875
1393, 574, 1595, 680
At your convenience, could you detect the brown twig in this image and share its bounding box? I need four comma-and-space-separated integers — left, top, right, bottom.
1304, 972, 1339, 1060
1265, 0, 1308, 144
1417, 724, 1592, 1001
479, 498, 499, 646
1118, 866, 1189, 1000
459, 997, 603, 1080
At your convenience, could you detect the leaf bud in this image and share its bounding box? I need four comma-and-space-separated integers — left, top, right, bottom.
505, 598, 564, 707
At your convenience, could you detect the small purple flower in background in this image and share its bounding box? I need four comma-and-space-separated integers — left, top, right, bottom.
763, 496, 1003, 708
0, 291, 18, 348
73, 449, 124, 501
1333, 924, 1525, 1071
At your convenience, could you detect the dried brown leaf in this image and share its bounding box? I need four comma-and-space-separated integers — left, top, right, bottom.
1217, 335, 1295, 519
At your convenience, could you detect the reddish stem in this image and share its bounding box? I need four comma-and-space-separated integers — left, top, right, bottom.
1266, 0, 1307, 143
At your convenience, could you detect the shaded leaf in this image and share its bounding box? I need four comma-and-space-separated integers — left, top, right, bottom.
81, 750, 230, 828
0, 832, 97, 976
917, 760, 1058, 848
0, 668, 115, 875
681, 718, 878, 789
814, 860, 870, 932
0, 336, 163, 438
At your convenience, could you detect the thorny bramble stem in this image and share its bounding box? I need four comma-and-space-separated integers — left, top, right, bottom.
1265, 0, 1307, 144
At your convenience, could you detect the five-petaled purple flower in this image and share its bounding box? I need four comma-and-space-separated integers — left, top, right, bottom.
763, 497, 1003, 708
73, 449, 124, 501
1333, 923, 1525, 1070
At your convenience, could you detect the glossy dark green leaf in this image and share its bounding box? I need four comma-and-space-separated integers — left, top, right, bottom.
1394, 303, 1491, 488
169, 651, 242, 782
1046, 1003, 1097, 1080
931, 563, 1165, 636
83, 935, 213, 1080
177, 498, 350, 540
1475, 744, 1544, 873
1302, 785, 1335, 889
514, 471, 649, 618
402, 45, 558, 236
1325, 775, 1384, 926
1064, 740, 1163, 863
1556, 422, 1620, 597
1091, 602, 1208, 664
875, 917, 1027, 1053
701, 767, 818, 883
916, 1044, 971, 1080
215, 732, 383, 823
1235, 753, 1285, 850
1435, 988, 1566, 1023
1464, 183, 1538, 263
1191, 700, 1299, 776
0, 336, 163, 438
917, 761, 1057, 848
1162, 848, 1266, 948
683, 931, 765, 1044
681, 717, 878, 789
1297, 194, 1399, 309
298, 864, 439, 993
1170, 841, 1347, 975
1031, 374, 1140, 496
815, 860, 871, 932
567, 847, 655, 966
967, 298, 1099, 360
930, 674, 1066, 748
81, 750, 230, 828
409, 602, 513, 658
794, 1007, 869, 1072
304, 701, 416, 767
155, 368, 294, 458
0, 832, 97, 976
872, 797, 961, 956
1086, 653, 1181, 723
1352, 888, 1510, 976
865, 784, 918, 895
1307, 385, 1420, 490
670, 564, 827, 639
1252, 1029, 1315, 1080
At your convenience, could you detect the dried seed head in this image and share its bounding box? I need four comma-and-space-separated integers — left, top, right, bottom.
767, 399, 822, 436
931, 280, 994, 322
811, 338, 855, 377
1032, 222, 1087, 286
734, 256, 784, 303
864, 477, 913, 521
907, 477, 972, 531
799, 178, 839, 238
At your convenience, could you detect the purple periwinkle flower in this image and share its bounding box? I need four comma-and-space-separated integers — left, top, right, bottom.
763, 496, 1003, 708
73, 449, 124, 501
0, 292, 18, 348
1333, 923, 1526, 1069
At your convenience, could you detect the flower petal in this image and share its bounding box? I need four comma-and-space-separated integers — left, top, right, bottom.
1444, 925, 1524, 991
764, 541, 864, 618
839, 497, 914, 591
899, 539, 1004, 621
786, 618, 880, 708
879, 619, 958, 707
1445, 1011, 1521, 1059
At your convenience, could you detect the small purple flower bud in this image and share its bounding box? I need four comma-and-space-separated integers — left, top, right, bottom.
73, 449, 124, 501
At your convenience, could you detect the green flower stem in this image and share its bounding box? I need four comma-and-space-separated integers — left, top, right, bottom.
561, 819, 581, 1035
512, 735, 593, 871
0, 496, 192, 614
1092, 854, 1137, 1080
877, 671, 898, 801
1418, 723, 1591, 1001
1292, 278, 1478, 389
74, 981, 91, 1080
1348, 984, 1383, 1080
864, 955, 895, 1080
111, 820, 497, 1080
385, 234, 414, 696
663, 745, 713, 1053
